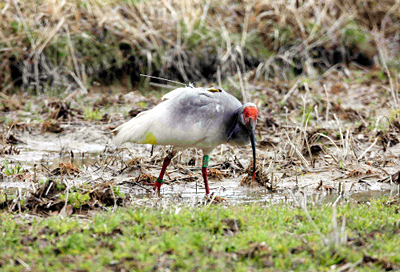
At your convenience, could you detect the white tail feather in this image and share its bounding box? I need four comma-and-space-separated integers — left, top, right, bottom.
113, 111, 152, 146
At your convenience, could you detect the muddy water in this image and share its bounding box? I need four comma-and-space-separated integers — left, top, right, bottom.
154, 179, 398, 204
1, 124, 399, 205
117, 176, 398, 206
122, 178, 288, 204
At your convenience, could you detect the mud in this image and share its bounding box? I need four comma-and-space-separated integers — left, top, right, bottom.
1, 73, 400, 214
1, 120, 398, 208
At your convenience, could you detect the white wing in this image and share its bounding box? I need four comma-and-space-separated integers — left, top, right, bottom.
113, 86, 241, 153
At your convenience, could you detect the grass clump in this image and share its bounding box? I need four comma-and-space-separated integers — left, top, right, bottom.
84, 108, 103, 121
1, 159, 23, 176
0, 197, 399, 271
60, 191, 90, 209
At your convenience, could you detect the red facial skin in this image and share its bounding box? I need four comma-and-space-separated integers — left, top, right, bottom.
243, 106, 258, 181
243, 106, 258, 125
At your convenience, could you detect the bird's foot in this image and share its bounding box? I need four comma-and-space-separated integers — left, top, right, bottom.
144, 179, 162, 193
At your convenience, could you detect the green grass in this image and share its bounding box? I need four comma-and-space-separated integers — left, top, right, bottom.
84, 108, 103, 121
59, 192, 90, 209
1, 197, 399, 271
2, 159, 23, 176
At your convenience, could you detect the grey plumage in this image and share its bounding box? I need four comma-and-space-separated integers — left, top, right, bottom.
113, 86, 256, 155
113, 85, 258, 194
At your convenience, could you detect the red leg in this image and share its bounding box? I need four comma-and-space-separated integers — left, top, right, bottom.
202, 155, 210, 195
147, 152, 174, 192
154, 154, 172, 192
202, 167, 210, 195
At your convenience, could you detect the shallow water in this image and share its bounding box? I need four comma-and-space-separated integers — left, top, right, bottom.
1, 163, 397, 206
117, 176, 398, 206
2, 124, 399, 206
124, 178, 287, 204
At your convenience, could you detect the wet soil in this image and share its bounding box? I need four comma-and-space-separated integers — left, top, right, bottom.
1, 71, 400, 214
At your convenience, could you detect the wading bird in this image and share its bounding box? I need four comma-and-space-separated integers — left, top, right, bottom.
113, 86, 258, 195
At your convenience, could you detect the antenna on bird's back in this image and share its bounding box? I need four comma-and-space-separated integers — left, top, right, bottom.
140, 74, 193, 88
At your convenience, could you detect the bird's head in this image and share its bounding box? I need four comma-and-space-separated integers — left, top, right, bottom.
240, 103, 258, 180
242, 104, 258, 129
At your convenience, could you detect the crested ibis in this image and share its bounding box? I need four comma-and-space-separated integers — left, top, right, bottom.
113, 86, 258, 195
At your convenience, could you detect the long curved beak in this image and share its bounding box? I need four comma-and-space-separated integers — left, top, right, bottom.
248, 119, 257, 180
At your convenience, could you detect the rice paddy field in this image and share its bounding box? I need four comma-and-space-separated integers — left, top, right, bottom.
1, 0, 400, 270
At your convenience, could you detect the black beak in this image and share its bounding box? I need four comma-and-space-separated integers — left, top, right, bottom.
248, 119, 257, 180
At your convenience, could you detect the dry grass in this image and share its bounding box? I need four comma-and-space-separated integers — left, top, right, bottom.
1, 0, 399, 97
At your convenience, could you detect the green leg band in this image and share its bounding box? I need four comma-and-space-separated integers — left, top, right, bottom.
202, 155, 209, 168
156, 178, 163, 184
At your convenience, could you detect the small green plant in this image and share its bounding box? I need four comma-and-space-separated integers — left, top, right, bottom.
337, 160, 346, 169
84, 108, 103, 121
39, 178, 48, 185
343, 22, 369, 47
220, 80, 242, 100
389, 109, 400, 121
278, 100, 287, 107
302, 77, 313, 85
2, 159, 23, 175
56, 182, 66, 190
113, 186, 126, 197
0, 193, 5, 203
0, 115, 10, 124
136, 101, 148, 108
377, 125, 388, 132
10, 21, 21, 33
376, 70, 387, 80
25, 101, 32, 112
301, 105, 314, 125
366, 117, 390, 132
270, 24, 295, 47
60, 191, 90, 208
387, 53, 400, 70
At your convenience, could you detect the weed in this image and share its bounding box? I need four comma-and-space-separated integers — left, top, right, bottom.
376, 70, 387, 80
136, 101, 148, 108
343, 22, 369, 47
39, 179, 48, 185
338, 160, 345, 169
387, 53, 400, 70
60, 192, 90, 208
25, 101, 32, 112
302, 105, 314, 125
278, 100, 287, 107
113, 186, 126, 197
2, 159, 23, 175
84, 108, 103, 121
0, 115, 10, 124
389, 110, 400, 121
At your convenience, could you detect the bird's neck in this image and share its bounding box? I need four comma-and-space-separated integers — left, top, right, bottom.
226, 112, 249, 145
